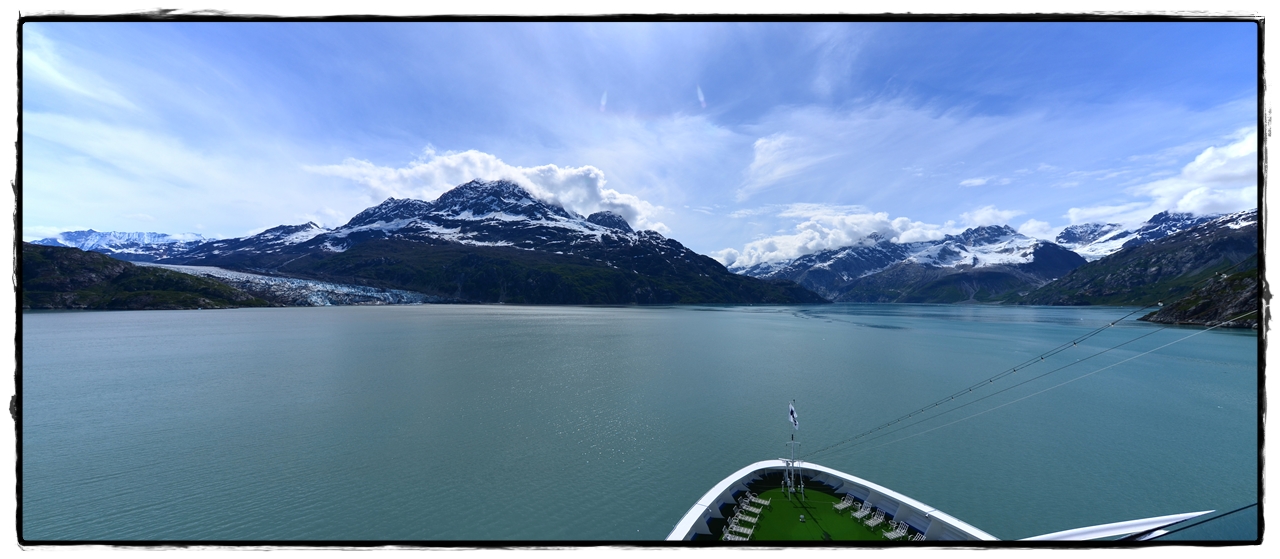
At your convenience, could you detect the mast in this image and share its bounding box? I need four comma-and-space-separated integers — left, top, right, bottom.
785, 400, 804, 501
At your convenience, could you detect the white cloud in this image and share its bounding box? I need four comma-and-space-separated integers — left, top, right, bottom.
25, 112, 235, 187
960, 205, 1024, 227
736, 133, 835, 201
807, 23, 868, 99
1017, 219, 1055, 240
712, 203, 951, 268
960, 176, 1011, 187
23, 30, 139, 111
306, 148, 668, 233
1066, 129, 1258, 226
22, 225, 85, 241
1065, 202, 1151, 226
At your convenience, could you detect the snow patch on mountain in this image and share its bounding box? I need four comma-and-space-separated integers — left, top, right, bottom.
1058, 211, 1226, 261
902, 226, 1044, 268
33, 230, 208, 250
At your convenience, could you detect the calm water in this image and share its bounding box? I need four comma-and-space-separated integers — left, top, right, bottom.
21, 304, 1259, 541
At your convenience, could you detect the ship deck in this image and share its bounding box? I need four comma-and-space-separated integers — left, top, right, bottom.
697, 472, 922, 541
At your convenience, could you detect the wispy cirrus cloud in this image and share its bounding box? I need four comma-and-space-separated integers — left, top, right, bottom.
23, 29, 139, 111
735, 133, 836, 202
1065, 128, 1257, 226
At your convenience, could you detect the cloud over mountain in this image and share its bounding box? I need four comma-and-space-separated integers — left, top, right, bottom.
712, 203, 952, 268
1067, 129, 1257, 227
306, 148, 667, 233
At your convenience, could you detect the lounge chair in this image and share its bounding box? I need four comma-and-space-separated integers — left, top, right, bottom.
728, 522, 754, 538
746, 492, 771, 507
852, 503, 874, 519
865, 510, 886, 528
833, 495, 856, 511
722, 530, 748, 541
884, 521, 909, 539
911, 532, 926, 541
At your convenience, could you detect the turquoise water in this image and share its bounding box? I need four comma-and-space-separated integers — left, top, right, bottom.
21, 304, 1258, 541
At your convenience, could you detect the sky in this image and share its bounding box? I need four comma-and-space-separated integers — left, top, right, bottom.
21, 19, 1259, 267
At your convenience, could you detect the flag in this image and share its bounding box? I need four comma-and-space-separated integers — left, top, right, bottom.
789, 402, 799, 430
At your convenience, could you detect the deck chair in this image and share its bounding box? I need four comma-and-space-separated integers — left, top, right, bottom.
865, 510, 886, 528
728, 522, 754, 538
884, 521, 909, 540
852, 503, 874, 519
747, 492, 771, 507
911, 532, 926, 541
833, 494, 856, 511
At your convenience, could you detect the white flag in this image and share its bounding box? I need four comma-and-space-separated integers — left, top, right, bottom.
789, 402, 799, 430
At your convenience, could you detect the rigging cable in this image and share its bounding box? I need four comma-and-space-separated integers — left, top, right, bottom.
818, 309, 1256, 459
801, 254, 1259, 461
806, 322, 1168, 459
800, 304, 1156, 459
1137, 502, 1258, 540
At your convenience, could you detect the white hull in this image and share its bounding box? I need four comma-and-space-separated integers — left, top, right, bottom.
667, 460, 1211, 541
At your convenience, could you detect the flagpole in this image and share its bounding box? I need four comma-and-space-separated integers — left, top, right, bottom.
785, 399, 804, 501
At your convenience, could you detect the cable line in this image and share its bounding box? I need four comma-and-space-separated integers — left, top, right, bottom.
802, 255, 1258, 461
830, 310, 1256, 458
806, 321, 1172, 459
801, 304, 1157, 459
1139, 502, 1258, 540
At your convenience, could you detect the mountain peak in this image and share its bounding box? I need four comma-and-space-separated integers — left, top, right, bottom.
429, 178, 576, 221
947, 224, 1019, 246
1145, 210, 1196, 225
586, 211, 633, 233
1057, 222, 1123, 246
343, 197, 436, 229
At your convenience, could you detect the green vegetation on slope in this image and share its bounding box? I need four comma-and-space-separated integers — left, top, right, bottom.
22, 243, 272, 310
1139, 256, 1259, 328
1015, 221, 1256, 307
273, 240, 827, 305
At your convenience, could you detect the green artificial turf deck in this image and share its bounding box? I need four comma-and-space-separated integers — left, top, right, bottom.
743, 488, 896, 541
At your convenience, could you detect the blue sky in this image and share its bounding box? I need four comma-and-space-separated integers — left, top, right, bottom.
22, 20, 1258, 266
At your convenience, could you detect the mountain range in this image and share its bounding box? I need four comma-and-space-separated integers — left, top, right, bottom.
29, 180, 1258, 319
34, 180, 823, 305
1016, 209, 1258, 308
731, 225, 1084, 303
729, 209, 1255, 306
1052, 211, 1220, 261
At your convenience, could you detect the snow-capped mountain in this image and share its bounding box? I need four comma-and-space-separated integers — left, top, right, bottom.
1021, 208, 1258, 306
734, 207, 1253, 303
31, 230, 210, 262
731, 235, 916, 299
1055, 222, 1123, 248
733, 225, 1085, 301
172, 180, 659, 265
175, 222, 329, 261
317, 179, 645, 253
144, 179, 825, 305
1057, 211, 1220, 261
